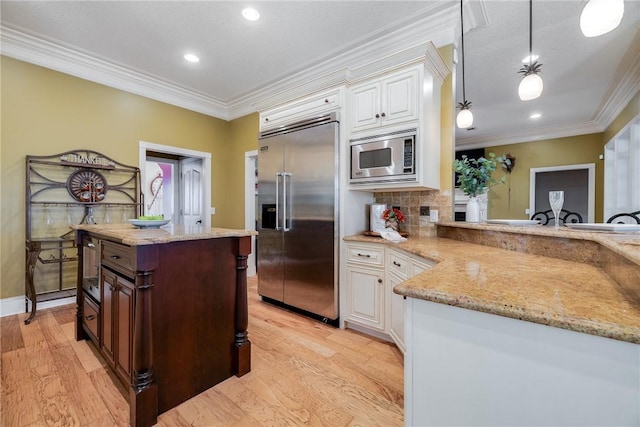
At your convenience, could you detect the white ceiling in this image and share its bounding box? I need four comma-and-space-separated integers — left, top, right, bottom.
1, 1, 639, 149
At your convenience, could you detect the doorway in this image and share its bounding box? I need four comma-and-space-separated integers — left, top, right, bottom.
529, 163, 595, 223
145, 156, 177, 220
139, 141, 212, 227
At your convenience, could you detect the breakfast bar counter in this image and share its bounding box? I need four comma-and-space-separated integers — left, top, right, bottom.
345, 223, 640, 426
346, 223, 640, 343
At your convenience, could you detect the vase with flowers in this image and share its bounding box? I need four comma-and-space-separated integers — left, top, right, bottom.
382, 207, 405, 231
453, 152, 508, 223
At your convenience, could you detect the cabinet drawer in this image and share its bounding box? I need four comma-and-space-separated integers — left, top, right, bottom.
102, 241, 133, 275
83, 294, 100, 340
346, 244, 384, 266
387, 250, 409, 279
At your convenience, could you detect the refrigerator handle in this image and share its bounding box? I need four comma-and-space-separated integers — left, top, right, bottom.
283, 172, 292, 232
275, 172, 282, 231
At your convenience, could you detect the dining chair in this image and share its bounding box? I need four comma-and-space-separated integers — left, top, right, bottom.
531, 209, 583, 226
606, 211, 640, 224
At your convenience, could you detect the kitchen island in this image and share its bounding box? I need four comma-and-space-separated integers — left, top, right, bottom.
73, 224, 256, 427
345, 223, 640, 426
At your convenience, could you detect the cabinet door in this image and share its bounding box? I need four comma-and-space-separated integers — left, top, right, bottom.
387, 249, 409, 353
346, 264, 385, 331
260, 89, 341, 131
115, 275, 135, 382
350, 82, 381, 132
101, 269, 116, 362
388, 272, 406, 354
382, 68, 418, 127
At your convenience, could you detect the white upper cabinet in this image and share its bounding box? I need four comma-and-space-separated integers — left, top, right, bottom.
259, 88, 342, 131
350, 68, 418, 133
347, 60, 446, 191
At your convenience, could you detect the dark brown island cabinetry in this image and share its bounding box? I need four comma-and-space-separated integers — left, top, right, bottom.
74, 225, 254, 427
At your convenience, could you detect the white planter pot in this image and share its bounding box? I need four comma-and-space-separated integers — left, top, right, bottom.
466, 196, 480, 223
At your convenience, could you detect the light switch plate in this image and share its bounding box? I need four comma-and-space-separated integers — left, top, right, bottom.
430, 209, 439, 222
210, 207, 216, 215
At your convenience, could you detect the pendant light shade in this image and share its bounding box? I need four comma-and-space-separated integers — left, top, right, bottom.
457, 0, 473, 129
456, 106, 474, 129
518, 0, 543, 101
580, 0, 624, 37
518, 73, 544, 101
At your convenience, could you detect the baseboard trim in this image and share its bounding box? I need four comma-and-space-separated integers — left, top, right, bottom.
0, 295, 76, 318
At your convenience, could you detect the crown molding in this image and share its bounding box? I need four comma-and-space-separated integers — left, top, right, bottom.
456, 120, 603, 150
235, 3, 459, 117
0, 25, 230, 119
0, 1, 489, 124
592, 28, 640, 129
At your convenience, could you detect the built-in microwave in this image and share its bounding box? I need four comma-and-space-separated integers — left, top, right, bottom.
350, 129, 417, 184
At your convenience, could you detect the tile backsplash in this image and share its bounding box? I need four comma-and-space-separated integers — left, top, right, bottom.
374, 190, 452, 238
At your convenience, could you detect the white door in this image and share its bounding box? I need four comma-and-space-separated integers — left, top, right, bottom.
180, 158, 203, 226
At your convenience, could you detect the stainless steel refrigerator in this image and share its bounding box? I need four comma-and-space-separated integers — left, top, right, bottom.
257, 113, 339, 322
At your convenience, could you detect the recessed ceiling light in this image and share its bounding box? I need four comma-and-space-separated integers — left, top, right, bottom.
530, 113, 542, 119
183, 53, 200, 63
242, 8, 260, 21
522, 54, 539, 63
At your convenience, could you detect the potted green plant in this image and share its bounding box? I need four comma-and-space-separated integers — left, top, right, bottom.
453, 152, 508, 222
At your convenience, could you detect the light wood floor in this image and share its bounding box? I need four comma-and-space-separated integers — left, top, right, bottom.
1, 277, 404, 426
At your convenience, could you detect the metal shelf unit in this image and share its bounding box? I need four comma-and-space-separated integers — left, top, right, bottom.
25, 150, 141, 324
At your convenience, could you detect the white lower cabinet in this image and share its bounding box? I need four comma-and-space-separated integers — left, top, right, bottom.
387, 249, 409, 353
344, 242, 434, 350
346, 264, 385, 331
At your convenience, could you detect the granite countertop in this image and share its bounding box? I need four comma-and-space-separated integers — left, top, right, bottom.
72, 223, 257, 246
441, 221, 640, 265
345, 228, 640, 344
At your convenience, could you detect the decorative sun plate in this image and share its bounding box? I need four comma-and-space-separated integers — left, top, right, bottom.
66, 170, 107, 202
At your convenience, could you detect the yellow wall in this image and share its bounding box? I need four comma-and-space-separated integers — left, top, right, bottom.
485, 133, 603, 221
1, 56, 258, 299
227, 113, 260, 229
438, 45, 455, 194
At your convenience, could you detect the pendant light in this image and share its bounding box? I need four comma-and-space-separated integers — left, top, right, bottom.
580, 0, 624, 37
456, 0, 473, 129
518, 0, 543, 101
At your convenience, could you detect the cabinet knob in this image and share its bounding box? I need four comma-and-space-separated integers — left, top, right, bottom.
324, 98, 329, 103
85, 314, 96, 321
265, 117, 269, 122
381, 112, 386, 118
378, 278, 383, 284
393, 261, 401, 267
357, 253, 371, 258
87, 242, 95, 248
375, 114, 380, 119
110, 255, 120, 260
109, 285, 115, 291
